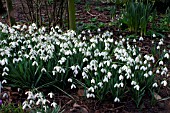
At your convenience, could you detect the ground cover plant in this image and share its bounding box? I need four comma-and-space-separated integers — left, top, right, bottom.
0, 0, 170, 112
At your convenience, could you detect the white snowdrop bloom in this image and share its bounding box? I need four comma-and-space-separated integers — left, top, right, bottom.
114, 97, 120, 102
3, 67, 9, 72
114, 83, 120, 88
36, 99, 41, 105
158, 41, 163, 45
119, 82, 124, 87
163, 67, 168, 72
90, 94, 95, 98
91, 79, 95, 84
159, 61, 163, 66
2, 72, 8, 76
51, 102, 57, 108
71, 84, 76, 89
0, 59, 6, 66
107, 72, 112, 79
144, 73, 149, 78
41, 68, 47, 73
86, 93, 90, 98
157, 46, 160, 50
139, 36, 144, 41
68, 78, 72, 82
133, 39, 136, 42
83, 58, 88, 62
32, 61, 38, 66
152, 34, 156, 38
134, 85, 140, 91
101, 68, 106, 73
88, 87, 94, 92
111, 64, 117, 69
98, 82, 103, 88
131, 81, 137, 85
119, 75, 124, 81
29, 100, 34, 105
144, 60, 147, 64
99, 62, 104, 68
152, 83, 158, 88
161, 80, 167, 86
42, 99, 50, 105
103, 76, 108, 82
156, 69, 160, 74
2, 80, 7, 84
48, 92, 54, 98
135, 65, 139, 70
22, 101, 31, 109
148, 71, 153, 76
54, 66, 62, 72
164, 53, 169, 59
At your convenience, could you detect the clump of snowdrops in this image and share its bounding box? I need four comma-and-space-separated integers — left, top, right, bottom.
0, 22, 169, 108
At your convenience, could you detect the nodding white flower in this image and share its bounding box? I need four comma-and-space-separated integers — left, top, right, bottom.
164, 53, 169, 59
22, 101, 31, 109
32, 61, 38, 66
48, 92, 54, 98
152, 83, 158, 88
68, 78, 72, 82
134, 85, 140, 91
157, 46, 160, 50
114, 83, 119, 88
41, 68, 47, 73
139, 36, 144, 41
98, 82, 103, 88
119, 82, 124, 87
161, 80, 167, 86
131, 81, 137, 85
2, 80, 7, 84
2, 72, 8, 76
103, 76, 108, 82
88, 87, 94, 92
119, 75, 124, 81
51, 102, 57, 108
148, 71, 153, 76
3, 67, 9, 72
107, 72, 112, 79
156, 69, 160, 74
114, 97, 120, 102
83, 58, 88, 62
152, 34, 156, 38
71, 84, 76, 89
159, 61, 163, 66
91, 79, 95, 84
144, 73, 149, 78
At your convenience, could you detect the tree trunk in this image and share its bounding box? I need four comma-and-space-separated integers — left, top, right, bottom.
5, 0, 15, 26
68, 0, 76, 30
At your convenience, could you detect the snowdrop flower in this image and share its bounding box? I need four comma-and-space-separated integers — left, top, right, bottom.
159, 61, 163, 66
156, 69, 160, 74
1, 80, 7, 84
48, 92, 54, 98
71, 84, 76, 89
51, 102, 57, 108
41, 68, 47, 73
2, 72, 8, 76
139, 36, 144, 41
107, 72, 112, 79
152, 34, 156, 38
22, 101, 31, 109
161, 80, 167, 86
119, 82, 124, 87
114, 97, 120, 102
119, 75, 124, 81
144, 73, 149, 78
32, 61, 38, 66
98, 82, 103, 88
134, 85, 140, 91
68, 78, 72, 82
148, 71, 153, 76
103, 76, 108, 82
83, 58, 88, 62
131, 81, 137, 85
157, 46, 160, 50
88, 87, 94, 92
114, 83, 119, 88
91, 79, 95, 84
164, 53, 169, 59
3, 67, 9, 72
152, 83, 158, 88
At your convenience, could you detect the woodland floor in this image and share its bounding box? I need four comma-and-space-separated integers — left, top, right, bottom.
0, 0, 170, 113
